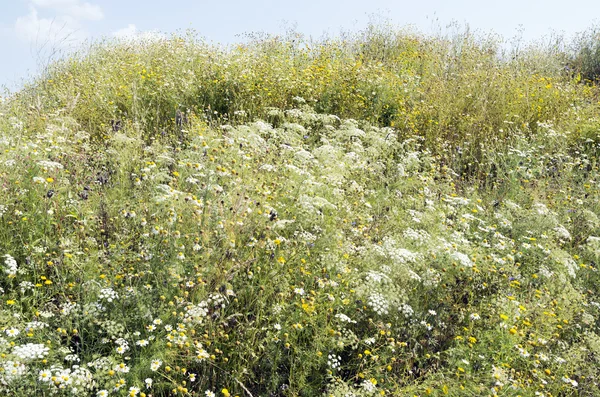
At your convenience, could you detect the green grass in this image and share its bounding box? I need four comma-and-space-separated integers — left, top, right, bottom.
0, 23, 600, 397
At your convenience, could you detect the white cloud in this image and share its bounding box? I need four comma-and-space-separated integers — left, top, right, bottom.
112, 24, 165, 42
14, 0, 103, 48
112, 24, 138, 39
15, 6, 84, 47
31, 0, 104, 21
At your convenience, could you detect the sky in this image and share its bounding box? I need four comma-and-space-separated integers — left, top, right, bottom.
0, 0, 599, 91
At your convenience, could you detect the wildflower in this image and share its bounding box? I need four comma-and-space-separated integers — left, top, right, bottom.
327, 354, 342, 369
205, 391, 216, 397
3, 254, 17, 277
39, 370, 52, 382
362, 378, 377, 392
99, 288, 119, 302
115, 363, 130, 373
97, 391, 109, 397
367, 292, 389, 315
562, 376, 578, 387
6, 327, 20, 337
145, 378, 153, 389
150, 359, 162, 371
12, 343, 49, 360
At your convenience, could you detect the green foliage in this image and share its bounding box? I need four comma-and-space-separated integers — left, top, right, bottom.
8, 25, 594, 171
571, 26, 600, 83
0, 23, 600, 397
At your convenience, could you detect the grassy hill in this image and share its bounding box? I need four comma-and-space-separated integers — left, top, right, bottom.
1, 25, 600, 396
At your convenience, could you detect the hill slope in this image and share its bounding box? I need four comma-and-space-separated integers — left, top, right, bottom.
1, 28, 600, 396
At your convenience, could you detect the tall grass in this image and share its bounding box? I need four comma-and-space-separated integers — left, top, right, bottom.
0, 23, 600, 397
9, 25, 596, 167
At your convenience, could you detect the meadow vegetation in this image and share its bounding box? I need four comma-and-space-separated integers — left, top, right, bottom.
1, 23, 600, 396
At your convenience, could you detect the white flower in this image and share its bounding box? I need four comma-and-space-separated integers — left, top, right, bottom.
205, 391, 216, 397
99, 288, 119, 302
327, 354, 342, 369
97, 391, 109, 397
39, 369, 52, 382
6, 327, 20, 337
114, 363, 130, 373
150, 359, 162, 371
12, 343, 49, 360
361, 379, 377, 393
3, 254, 18, 277
450, 251, 473, 268
145, 378, 153, 389
335, 313, 356, 323
367, 292, 389, 315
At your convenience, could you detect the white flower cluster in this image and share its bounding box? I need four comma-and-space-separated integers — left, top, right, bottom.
184, 301, 209, 324
372, 237, 419, 266
19, 281, 35, 294
554, 224, 571, 241
37, 160, 64, 170
99, 288, 119, 302
327, 353, 341, 369
12, 343, 49, 361
115, 338, 129, 355
366, 271, 390, 284
361, 379, 377, 393
402, 228, 430, 245
367, 293, 389, 315
1, 360, 27, 383
3, 254, 17, 277
60, 301, 77, 316
399, 303, 414, 317
335, 313, 356, 324
450, 251, 473, 268
422, 268, 441, 288
39, 365, 94, 391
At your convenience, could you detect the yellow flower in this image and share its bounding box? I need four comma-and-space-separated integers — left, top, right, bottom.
222, 389, 230, 397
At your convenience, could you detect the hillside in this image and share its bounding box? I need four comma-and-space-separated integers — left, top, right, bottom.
1, 26, 600, 396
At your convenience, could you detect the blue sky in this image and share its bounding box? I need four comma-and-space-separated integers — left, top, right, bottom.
1, 0, 599, 91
